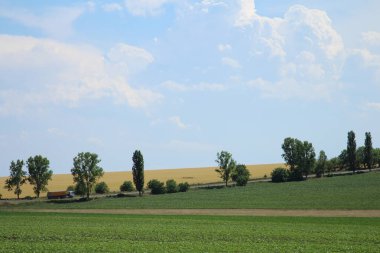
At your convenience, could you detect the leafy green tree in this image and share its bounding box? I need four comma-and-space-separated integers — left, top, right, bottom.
315, 151, 327, 178
147, 179, 165, 194
74, 181, 86, 196
95, 182, 109, 194
373, 148, 380, 168
338, 149, 348, 170
166, 179, 178, 193
329, 157, 340, 172
215, 151, 236, 186
132, 150, 144, 196
347, 131, 357, 173
27, 155, 53, 198
71, 152, 104, 200
356, 146, 365, 169
178, 182, 190, 192
120, 181, 134, 192
364, 132, 373, 171
4, 160, 27, 199
271, 167, 289, 183
281, 138, 315, 180
231, 164, 251, 186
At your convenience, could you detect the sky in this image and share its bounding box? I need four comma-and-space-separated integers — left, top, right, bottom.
0, 0, 380, 176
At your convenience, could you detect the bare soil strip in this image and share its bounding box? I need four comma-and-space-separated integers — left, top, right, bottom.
4, 209, 380, 217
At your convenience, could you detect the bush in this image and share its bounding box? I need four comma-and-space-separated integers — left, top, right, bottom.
95, 182, 109, 194
232, 164, 251, 186
74, 182, 86, 196
120, 181, 134, 192
166, 179, 178, 193
147, 179, 165, 194
271, 167, 289, 183
178, 182, 190, 192
66, 185, 75, 191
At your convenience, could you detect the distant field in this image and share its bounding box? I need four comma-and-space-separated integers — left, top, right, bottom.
0, 163, 282, 199
7, 171, 380, 210
0, 212, 379, 253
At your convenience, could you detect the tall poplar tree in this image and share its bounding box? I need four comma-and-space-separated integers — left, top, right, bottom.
347, 131, 357, 173
364, 132, 373, 171
132, 150, 145, 196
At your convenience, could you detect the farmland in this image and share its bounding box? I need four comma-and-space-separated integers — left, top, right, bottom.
0, 163, 281, 199
1, 212, 379, 253
5, 171, 380, 210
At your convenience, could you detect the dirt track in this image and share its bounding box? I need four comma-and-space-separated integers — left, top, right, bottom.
5, 209, 380, 217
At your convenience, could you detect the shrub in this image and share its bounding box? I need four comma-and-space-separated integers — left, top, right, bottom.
74, 182, 86, 196
147, 179, 165, 194
166, 179, 178, 193
120, 181, 134, 192
178, 182, 190, 192
66, 185, 75, 191
95, 182, 109, 194
271, 167, 289, 183
232, 164, 251, 186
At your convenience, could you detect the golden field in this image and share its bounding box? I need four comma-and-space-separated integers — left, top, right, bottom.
0, 163, 283, 199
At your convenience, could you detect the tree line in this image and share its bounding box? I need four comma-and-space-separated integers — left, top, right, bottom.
272, 131, 379, 182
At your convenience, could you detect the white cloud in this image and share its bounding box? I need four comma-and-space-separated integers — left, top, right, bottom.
169, 116, 188, 129
362, 31, 380, 46
0, 35, 162, 115
124, 0, 171, 16
0, 6, 85, 38
235, 0, 255, 27
102, 3, 123, 12
217, 43, 232, 52
162, 80, 226, 92
365, 102, 380, 111
221, 57, 241, 69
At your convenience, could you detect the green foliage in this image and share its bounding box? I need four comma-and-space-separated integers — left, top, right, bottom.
373, 148, 380, 167
338, 149, 348, 170
27, 155, 53, 198
132, 150, 144, 196
356, 146, 365, 168
147, 179, 166, 194
95, 182, 109, 194
74, 182, 86, 196
215, 151, 236, 186
231, 164, 250, 186
347, 131, 357, 173
120, 181, 134, 192
66, 185, 75, 191
178, 182, 190, 192
2, 212, 380, 253
364, 132, 373, 171
315, 150, 327, 178
271, 167, 289, 183
4, 160, 27, 199
71, 152, 104, 200
281, 137, 315, 181
166, 179, 178, 193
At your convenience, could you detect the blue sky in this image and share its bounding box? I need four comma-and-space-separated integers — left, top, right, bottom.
0, 0, 380, 175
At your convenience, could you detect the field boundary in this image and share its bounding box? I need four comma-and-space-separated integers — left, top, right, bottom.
4, 208, 380, 217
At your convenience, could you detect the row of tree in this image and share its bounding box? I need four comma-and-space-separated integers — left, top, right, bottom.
276, 131, 378, 182
3, 150, 145, 200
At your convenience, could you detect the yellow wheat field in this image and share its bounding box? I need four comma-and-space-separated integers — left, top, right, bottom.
0, 163, 284, 199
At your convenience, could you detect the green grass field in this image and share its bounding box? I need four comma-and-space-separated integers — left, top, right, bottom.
8, 172, 380, 210
0, 212, 379, 253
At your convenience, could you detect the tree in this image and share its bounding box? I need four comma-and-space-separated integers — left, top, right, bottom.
95, 182, 109, 194
166, 179, 178, 193
281, 137, 315, 181
178, 182, 190, 192
147, 179, 165, 194
271, 167, 289, 183
347, 131, 357, 173
71, 152, 104, 200
27, 155, 52, 198
215, 151, 236, 186
132, 150, 144, 197
373, 148, 380, 168
356, 146, 365, 169
315, 151, 327, 178
338, 149, 348, 170
231, 164, 251, 186
4, 160, 27, 199
364, 132, 373, 171
120, 181, 134, 192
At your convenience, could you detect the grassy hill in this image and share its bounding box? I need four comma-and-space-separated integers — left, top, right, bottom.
7, 171, 380, 210
0, 163, 282, 199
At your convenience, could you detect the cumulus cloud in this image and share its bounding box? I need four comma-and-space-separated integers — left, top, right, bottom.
221, 57, 241, 69
0, 35, 162, 115
162, 80, 226, 92
362, 31, 380, 46
217, 43, 232, 52
169, 116, 188, 129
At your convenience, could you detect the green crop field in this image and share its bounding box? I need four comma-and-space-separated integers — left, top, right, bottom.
7, 172, 380, 210
0, 212, 379, 253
